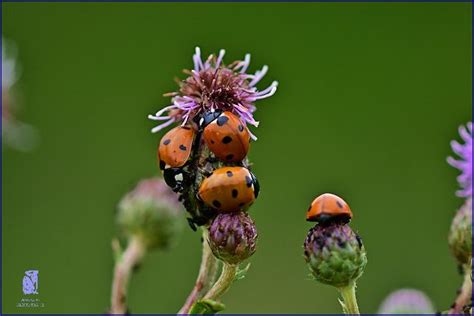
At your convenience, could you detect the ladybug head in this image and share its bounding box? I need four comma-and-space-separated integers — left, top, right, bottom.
196, 109, 223, 130
250, 171, 260, 198
163, 167, 185, 192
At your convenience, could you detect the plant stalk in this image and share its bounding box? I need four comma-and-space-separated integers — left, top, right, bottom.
203, 263, 238, 301
449, 264, 472, 314
338, 281, 360, 315
178, 228, 219, 314
110, 236, 146, 314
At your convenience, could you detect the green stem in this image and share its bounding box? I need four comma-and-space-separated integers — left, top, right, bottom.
338, 281, 360, 315
203, 263, 238, 301
449, 263, 472, 314
110, 236, 146, 314
178, 228, 219, 314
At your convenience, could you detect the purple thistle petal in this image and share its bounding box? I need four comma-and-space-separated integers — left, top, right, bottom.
238, 54, 251, 74
215, 49, 225, 68
249, 65, 268, 87
447, 122, 472, 199
150, 118, 176, 133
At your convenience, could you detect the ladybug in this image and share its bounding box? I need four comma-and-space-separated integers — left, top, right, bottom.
198, 166, 259, 212
306, 193, 352, 224
158, 125, 195, 170
200, 110, 251, 162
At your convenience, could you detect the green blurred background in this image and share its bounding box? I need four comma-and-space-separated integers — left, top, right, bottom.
2, 2, 472, 314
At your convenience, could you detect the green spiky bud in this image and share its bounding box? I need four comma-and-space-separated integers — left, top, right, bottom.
116, 177, 184, 250
304, 223, 367, 288
448, 198, 472, 267
208, 212, 258, 264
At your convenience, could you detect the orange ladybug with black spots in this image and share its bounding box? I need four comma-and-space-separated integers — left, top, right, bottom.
306, 193, 352, 224
198, 166, 259, 212
200, 111, 251, 162
158, 125, 195, 170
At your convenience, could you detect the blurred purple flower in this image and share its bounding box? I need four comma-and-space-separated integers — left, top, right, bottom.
447, 122, 472, 198
148, 47, 278, 140
377, 289, 435, 314
2, 37, 39, 152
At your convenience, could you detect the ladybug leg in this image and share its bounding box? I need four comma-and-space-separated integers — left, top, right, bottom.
202, 171, 213, 178
186, 218, 197, 232
206, 156, 219, 163
200, 163, 215, 178
195, 192, 203, 202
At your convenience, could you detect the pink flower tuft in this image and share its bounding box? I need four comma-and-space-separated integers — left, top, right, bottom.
148, 47, 278, 140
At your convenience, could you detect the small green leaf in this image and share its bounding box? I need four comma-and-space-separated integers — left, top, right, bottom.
338, 298, 348, 314
235, 263, 251, 281
189, 299, 225, 314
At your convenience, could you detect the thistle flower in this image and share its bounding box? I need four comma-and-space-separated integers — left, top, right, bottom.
377, 289, 435, 314
448, 122, 472, 198
2, 37, 38, 152
304, 223, 367, 288
116, 177, 184, 250
2, 37, 18, 91
208, 212, 257, 265
448, 198, 472, 267
148, 47, 278, 140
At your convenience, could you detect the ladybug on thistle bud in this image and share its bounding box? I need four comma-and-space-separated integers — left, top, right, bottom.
306, 193, 353, 224
199, 110, 251, 162
198, 166, 259, 212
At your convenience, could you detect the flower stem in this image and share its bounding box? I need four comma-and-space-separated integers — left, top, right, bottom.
203, 263, 238, 301
110, 236, 146, 314
178, 228, 219, 314
449, 264, 472, 314
338, 282, 360, 315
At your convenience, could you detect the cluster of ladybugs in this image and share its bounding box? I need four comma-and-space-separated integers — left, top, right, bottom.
306, 193, 353, 224
157, 110, 259, 229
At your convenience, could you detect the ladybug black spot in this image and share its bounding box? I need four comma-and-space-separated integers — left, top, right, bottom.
239, 202, 245, 207
179, 144, 187, 151
217, 116, 229, 126
222, 136, 232, 144
163, 139, 171, 145
226, 154, 234, 161
232, 189, 239, 198
210, 140, 215, 144
238, 124, 244, 132
226, 171, 233, 177
336, 201, 343, 208
213, 200, 222, 208
245, 176, 253, 188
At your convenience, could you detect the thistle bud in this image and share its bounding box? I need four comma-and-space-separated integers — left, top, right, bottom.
116, 177, 184, 250
208, 212, 258, 264
304, 223, 367, 288
377, 289, 435, 314
448, 198, 472, 267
